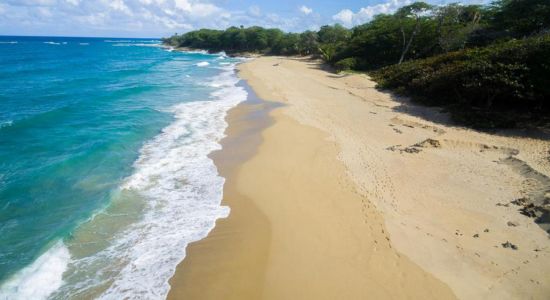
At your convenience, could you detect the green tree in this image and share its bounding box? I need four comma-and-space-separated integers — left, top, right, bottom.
265, 28, 284, 49
278, 33, 300, 54
245, 26, 269, 51
396, 2, 433, 64
435, 4, 483, 52
318, 24, 350, 44
345, 14, 406, 69
491, 0, 550, 37
319, 44, 337, 62
298, 31, 319, 55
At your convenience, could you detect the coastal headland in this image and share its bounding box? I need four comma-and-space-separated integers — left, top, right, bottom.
168, 56, 550, 299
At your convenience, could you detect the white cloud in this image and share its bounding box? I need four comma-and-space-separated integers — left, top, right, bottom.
174, 0, 191, 11
173, 0, 220, 17
0, 0, 323, 37
333, 0, 412, 27
76, 12, 107, 27
299, 5, 312, 15
190, 3, 220, 17
248, 5, 261, 17
332, 9, 353, 26
107, 0, 132, 15
37, 7, 53, 17
4, 0, 57, 6
0, 0, 232, 36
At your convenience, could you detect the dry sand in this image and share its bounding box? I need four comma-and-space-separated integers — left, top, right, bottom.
168, 57, 550, 299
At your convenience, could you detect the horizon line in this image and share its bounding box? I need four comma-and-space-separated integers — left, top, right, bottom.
0, 34, 162, 39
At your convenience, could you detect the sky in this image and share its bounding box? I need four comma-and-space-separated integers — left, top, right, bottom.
0, 0, 490, 38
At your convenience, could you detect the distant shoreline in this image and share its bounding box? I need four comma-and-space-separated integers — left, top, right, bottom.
169, 45, 261, 58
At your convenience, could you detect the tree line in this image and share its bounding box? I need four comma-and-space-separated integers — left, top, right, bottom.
163, 0, 550, 128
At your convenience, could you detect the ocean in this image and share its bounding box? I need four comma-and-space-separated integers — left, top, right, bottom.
0, 36, 246, 299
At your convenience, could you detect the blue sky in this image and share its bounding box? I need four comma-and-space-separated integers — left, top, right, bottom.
0, 0, 489, 38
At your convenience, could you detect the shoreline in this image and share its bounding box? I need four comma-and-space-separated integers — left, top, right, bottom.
169, 46, 261, 58
168, 56, 550, 299
167, 59, 455, 299
167, 80, 278, 299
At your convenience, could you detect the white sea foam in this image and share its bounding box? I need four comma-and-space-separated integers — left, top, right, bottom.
163, 46, 175, 52
105, 40, 159, 43
45, 61, 246, 299
112, 43, 163, 48
206, 63, 241, 88
0, 41, 17, 44
99, 63, 244, 299
79, 43, 89, 46
0, 121, 12, 128
0, 241, 71, 300
104, 40, 135, 43
134, 43, 164, 48
196, 61, 210, 67
44, 42, 61, 45
181, 49, 209, 55
135, 43, 162, 47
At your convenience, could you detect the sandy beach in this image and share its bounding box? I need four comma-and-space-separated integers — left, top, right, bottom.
168, 57, 550, 299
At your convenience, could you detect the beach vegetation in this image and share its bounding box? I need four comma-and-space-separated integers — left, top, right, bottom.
371, 34, 550, 128
335, 57, 358, 72
163, 0, 550, 128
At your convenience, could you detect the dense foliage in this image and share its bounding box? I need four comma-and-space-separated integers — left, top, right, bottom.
372, 35, 550, 128
162, 26, 318, 55
163, 0, 550, 128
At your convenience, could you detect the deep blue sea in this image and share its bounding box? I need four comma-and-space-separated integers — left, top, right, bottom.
0, 36, 245, 299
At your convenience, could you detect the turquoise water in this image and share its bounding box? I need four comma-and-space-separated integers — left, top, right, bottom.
0, 36, 245, 299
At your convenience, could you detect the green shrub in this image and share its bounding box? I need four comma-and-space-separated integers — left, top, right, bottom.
335, 58, 358, 72
371, 34, 550, 128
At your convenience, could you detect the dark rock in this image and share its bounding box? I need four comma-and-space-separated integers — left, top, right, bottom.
507, 221, 519, 227
511, 198, 528, 206
386, 145, 401, 152
414, 138, 441, 148
519, 203, 544, 218
502, 241, 518, 250
403, 147, 421, 154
